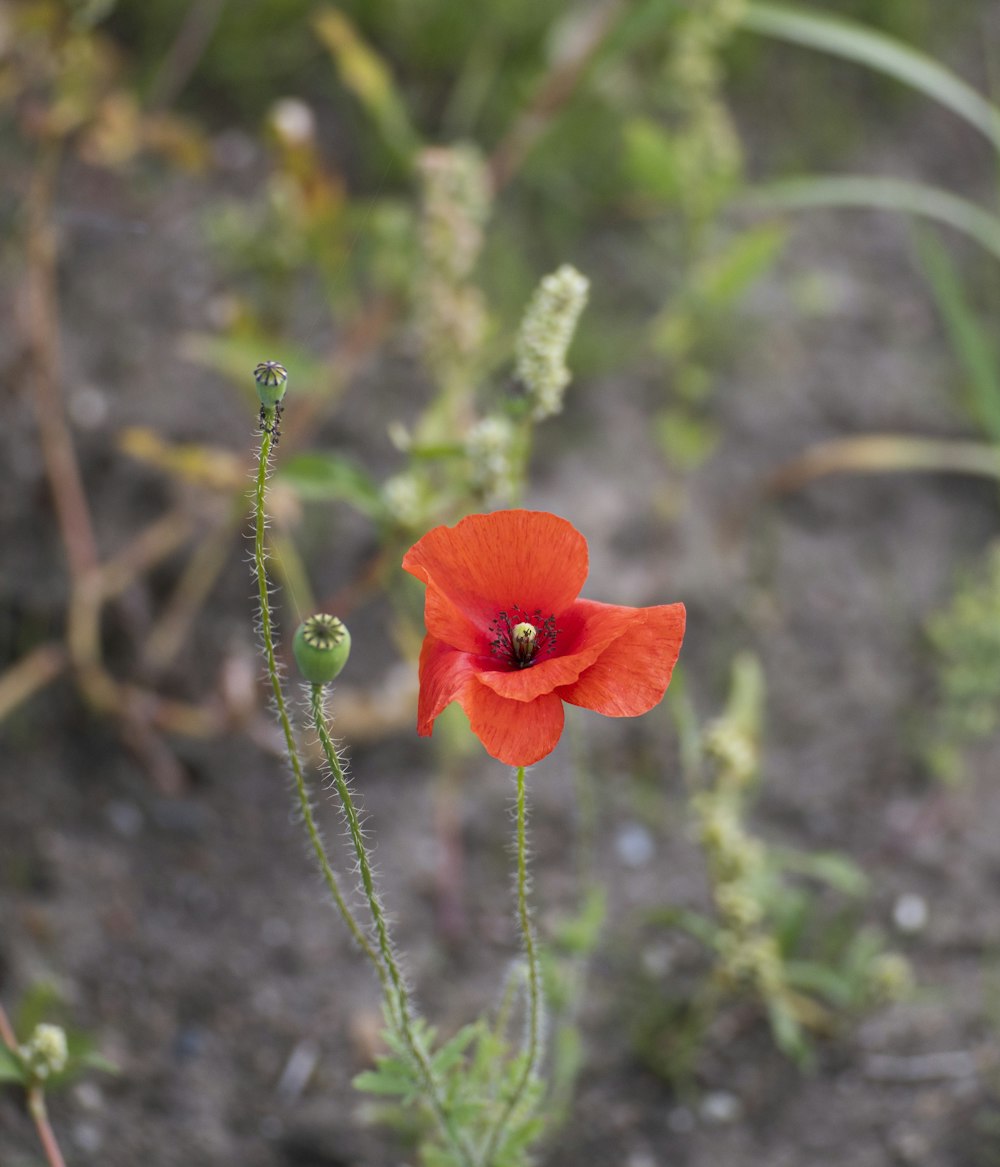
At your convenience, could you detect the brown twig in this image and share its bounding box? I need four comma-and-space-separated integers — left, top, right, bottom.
22, 146, 99, 581
0, 1002, 17, 1049
489, 0, 626, 193
0, 643, 69, 722
146, 0, 228, 112
764, 434, 1000, 496
142, 506, 240, 672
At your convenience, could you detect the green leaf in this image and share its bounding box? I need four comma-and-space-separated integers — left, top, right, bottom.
352, 1066, 418, 1098
742, 176, 1000, 263
78, 1050, 119, 1075
765, 996, 810, 1063
277, 451, 386, 518
431, 1023, 479, 1077
912, 227, 1000, 442
739, 3, 1000, 153
644, 905, 719, 948
771, 847, 869, 897
783, 960, 855, 1008
551, 885, 606, 954
313, 7, 420, 166
13, 984, 63, 1037
0, 1044, 26, 1085
622, 118, 684, 202
694, 225, 787, 308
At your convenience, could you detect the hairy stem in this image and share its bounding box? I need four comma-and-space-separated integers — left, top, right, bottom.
309, 684, 476, 1167
480, 764, 542, 1165
252, 416, 382, 975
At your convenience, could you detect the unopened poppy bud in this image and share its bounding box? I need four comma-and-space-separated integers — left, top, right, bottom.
293, 614, 351, 684
254, 360, 288, 409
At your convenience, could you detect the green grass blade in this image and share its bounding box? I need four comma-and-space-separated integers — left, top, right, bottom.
739, 2, 1000, 153
912, 227, 1000, 441
741, 176, 1000, 263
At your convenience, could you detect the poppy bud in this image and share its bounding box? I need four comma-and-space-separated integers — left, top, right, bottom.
254, 360, 288, 409
293, 614, 351, 684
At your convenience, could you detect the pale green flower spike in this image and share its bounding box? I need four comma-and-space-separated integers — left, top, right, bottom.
515, 264, 590, 421
466, 414, 516, 502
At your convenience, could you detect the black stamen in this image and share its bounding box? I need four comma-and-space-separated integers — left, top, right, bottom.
488, 604, 560, 669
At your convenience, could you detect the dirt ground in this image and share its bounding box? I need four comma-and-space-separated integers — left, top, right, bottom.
4, 43, 1000, 1167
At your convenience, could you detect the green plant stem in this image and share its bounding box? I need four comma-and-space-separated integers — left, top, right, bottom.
252, 415, 381, 975
481, 764, 542, 1166
27, 1086, 67, 1167
309, 683, 476, 1167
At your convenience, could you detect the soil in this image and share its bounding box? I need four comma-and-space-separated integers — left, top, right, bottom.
4, 32, 1000, 1167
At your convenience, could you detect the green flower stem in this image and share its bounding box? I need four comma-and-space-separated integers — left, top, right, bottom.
308, 684, 476, 1167
27, 1085, 67, 1167
253, 417, 382, 977
481, 764, 542, 1166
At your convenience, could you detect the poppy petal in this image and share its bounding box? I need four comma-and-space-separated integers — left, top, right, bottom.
559, 602, 686, 716
403, 511, 589, 650
474, 599, 640, 701
416, 635, 479, 736
460, 681, 565, 766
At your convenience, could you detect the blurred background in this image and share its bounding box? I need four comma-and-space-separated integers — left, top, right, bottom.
3, 0, 1000, 1163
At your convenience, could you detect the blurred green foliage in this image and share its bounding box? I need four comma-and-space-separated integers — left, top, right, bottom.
636, 657, 911, 1084
925, 544, 1000, 783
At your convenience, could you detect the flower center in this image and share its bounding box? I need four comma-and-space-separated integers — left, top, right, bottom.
489, 606, 559, 669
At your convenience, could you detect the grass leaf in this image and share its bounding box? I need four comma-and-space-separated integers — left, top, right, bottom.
740, 3, 1000, 152
742, 176, 1000, 263
911, 227, 1000, 442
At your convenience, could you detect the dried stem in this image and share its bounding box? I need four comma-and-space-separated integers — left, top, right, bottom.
489, 0, 625, 192
22, 145, 99, 581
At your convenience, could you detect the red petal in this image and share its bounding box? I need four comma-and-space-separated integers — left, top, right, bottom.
403, 511, 588, 651
460, 681, 565, 766
559, 602, 685, 716
416, 635, 479, 736
474, 598, 639, 701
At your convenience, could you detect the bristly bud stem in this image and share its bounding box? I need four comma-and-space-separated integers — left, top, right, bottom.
250, 363, 380, 975
249, 361, 473, 1167
480, 764, 543, 1163
308, 684, 476, 1166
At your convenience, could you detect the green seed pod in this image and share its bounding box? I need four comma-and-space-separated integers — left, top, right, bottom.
254, 360, 288, 409
293, 614, 351, 684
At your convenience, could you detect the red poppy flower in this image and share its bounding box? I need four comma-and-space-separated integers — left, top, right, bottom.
402, 510, 686, 766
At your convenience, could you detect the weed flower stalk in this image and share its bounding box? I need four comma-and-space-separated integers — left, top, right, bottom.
515, 266, 590, 421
